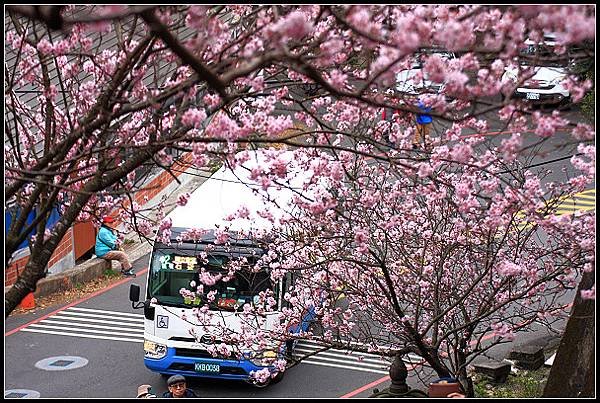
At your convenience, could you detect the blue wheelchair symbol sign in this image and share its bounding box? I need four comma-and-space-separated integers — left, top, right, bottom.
157, 315, 169, 329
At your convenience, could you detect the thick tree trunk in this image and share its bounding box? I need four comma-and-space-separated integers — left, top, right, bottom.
421, 348, 452, 380
4, 259, 48, 316
542, 270, 595, 397
456, 348, 474, 397
5, 215, 74, 316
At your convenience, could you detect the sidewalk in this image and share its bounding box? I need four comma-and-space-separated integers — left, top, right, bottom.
14, 168, 212, 301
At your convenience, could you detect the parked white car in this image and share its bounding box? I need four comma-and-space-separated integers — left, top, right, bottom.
502, 34, 572, 105
502, 65, 570, 104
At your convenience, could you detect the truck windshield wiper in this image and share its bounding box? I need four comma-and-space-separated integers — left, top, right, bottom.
152, 297, 189, 309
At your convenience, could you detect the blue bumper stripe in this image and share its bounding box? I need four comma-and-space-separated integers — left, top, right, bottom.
144, 347, 269, 381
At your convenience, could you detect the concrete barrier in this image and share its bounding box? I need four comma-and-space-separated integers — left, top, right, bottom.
473, 360, 512, 383
32, 258, 110, 298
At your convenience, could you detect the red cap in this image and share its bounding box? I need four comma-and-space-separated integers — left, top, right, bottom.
102, 215, 115, 224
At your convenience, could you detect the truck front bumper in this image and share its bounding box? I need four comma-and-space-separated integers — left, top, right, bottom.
144, 347, 270, 381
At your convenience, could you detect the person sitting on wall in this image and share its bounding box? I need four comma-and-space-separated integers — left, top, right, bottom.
95, 215, 135, 277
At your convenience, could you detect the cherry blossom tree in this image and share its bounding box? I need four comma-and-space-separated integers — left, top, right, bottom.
4, 4, 595, 395
257, 143, 594, 395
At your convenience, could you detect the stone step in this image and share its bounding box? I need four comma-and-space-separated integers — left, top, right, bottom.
473, 360, 512, 383
508, 346, 545, 370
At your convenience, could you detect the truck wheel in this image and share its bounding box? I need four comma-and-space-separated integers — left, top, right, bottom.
249, 378, 271, 388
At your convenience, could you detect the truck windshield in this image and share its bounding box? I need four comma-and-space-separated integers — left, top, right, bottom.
148, 248, 273, 310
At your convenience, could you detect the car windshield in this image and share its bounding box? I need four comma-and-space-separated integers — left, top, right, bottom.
519, 44, 565, 67
148, 248, 273, 311
411, 51, 454, 68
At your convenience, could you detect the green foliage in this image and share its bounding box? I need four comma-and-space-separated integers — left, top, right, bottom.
103, 268, 120, 278
209, 160, 222, 174
570, 51, 594, 122
580, 68, 594, 123
473, 367, 550, 398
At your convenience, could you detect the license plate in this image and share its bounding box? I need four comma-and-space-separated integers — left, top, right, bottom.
526, 92, 540, 100
194, 362, 220, 373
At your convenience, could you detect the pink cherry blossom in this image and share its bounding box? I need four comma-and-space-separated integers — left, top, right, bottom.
182, 108, 207, 128
580, 286, 595, 300
271, 11, 314, 42
36, 39, 53, 54
176, 193, 191, 206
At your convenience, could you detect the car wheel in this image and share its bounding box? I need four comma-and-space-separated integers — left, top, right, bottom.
271, 370, 285, 384
561, 96, 573, 110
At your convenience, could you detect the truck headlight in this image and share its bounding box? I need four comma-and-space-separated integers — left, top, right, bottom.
248, 350, 278, 367
144, 340, 167, 359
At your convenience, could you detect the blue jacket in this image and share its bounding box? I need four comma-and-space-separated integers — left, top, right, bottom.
95, 226, 117, 257
416, 101, 432, 125
162, 389, 198, 398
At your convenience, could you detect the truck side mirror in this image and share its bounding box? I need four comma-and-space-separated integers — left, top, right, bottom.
129, 284, 140, 303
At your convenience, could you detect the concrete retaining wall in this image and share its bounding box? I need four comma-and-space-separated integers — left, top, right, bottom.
4, 258, 110, 300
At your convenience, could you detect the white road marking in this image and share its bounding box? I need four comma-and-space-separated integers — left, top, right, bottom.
45, 313, 144, 328
294, 344, 391, 368
294, 347, 390, 369
300, 359, 389, 375
26, 323, 143, 338
40, 318, 144, 333
67, 306, 143, 318
57, 309, 144, 323
20, 328, 143, 343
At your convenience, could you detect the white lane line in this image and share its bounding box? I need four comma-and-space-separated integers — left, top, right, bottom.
294, 348, 390, 369
304, 338, 395, 352
298, 341, 425, 364
27, 323, 143, 338
40, 319, 145, 334
301, 358, 389, 375
294, 347, 390, 367
56, 310, 144, 323
48, 314, 144, 328
67, 307, 143, 318
20, 328, 143, 343
296, 342, 388, 360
